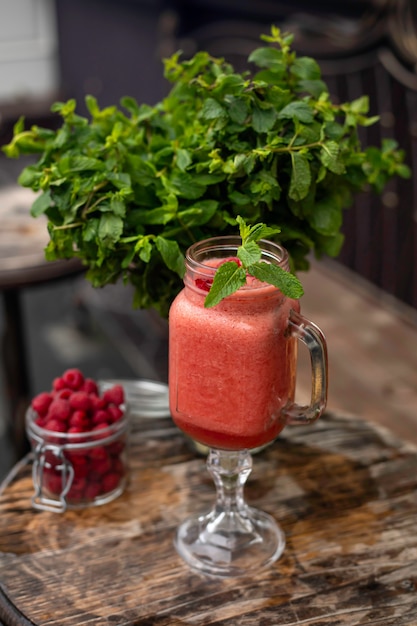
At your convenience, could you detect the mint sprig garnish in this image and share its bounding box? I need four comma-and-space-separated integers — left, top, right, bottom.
204, 217, 304, 307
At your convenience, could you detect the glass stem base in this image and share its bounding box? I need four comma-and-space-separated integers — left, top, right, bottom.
175, 448, 285, 577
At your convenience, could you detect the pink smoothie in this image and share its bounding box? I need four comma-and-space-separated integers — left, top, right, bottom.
169, 265, 300, 450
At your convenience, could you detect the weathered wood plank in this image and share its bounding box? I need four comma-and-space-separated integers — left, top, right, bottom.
0, 412, 417, 625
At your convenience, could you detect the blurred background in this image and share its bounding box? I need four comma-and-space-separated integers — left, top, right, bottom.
0, 0, 416, 479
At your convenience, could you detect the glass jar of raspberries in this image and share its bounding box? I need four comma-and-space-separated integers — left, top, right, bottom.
25, 368, 130, 512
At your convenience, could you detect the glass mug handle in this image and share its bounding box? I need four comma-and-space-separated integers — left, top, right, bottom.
282, 308, 328, 425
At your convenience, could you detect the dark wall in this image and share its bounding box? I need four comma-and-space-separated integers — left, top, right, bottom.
54, 0, 370, 110
55, 0, 171, 110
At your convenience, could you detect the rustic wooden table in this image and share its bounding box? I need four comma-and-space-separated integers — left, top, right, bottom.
0, 411, 416, 625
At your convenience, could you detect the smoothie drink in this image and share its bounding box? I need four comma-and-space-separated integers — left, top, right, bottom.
169, 241, 300, 451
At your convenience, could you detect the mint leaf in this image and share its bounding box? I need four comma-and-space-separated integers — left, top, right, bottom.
278, 101, 314, 124
236, 216, 280, 243
320, 141, 345, 175
204, 262, 246, 308
201, 98, 227, 121
30, 190, 51, 217
248, 46, 284, 70
248, 262, 304, 298
246, 224, 281, 243
236, 215, 252, 241
155, 236, 185, 277
237, 241, 261, 266
289, 152, 311, 201
98, 213, 123, 245
252, 103, 276, 133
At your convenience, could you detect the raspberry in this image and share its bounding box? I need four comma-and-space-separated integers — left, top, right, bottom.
66, 452, 89, 470
102, 384, 124, 407
195, 257, 242, 291
91, 409, 110, 426
67, 426, 87, 435
67, 477, 87, 501
31, 392, 53, 416
69, 410, 90, 429
92, 422, 110, 433
84, 482, 101, 499
82, 378, 98, 395
195, 277, 213, 292
107, 405, 123, 423
90, 457, 112, 477
101, 472, 121, 493
69, 391, 92, 412
108, 441, 125, 457
90, 395, 106, 411
89, 446, 108, 461
44, 418, 68, 432
44, 472, 62, 495
62, 368, 84, 390
52, 376, 67, 392
111, 457, 125, 475
47, 399, 71, 422
43, 450, 60, 468
35, 416, 47, 428
55, 389, 72, 400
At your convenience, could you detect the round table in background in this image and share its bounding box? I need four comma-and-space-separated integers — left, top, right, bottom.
0, 186, 83, 457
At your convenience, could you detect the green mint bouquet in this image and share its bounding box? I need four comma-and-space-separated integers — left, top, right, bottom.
2, 26, 410, 317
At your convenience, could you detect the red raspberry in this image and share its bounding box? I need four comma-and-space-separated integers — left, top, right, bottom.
107, 405, 123, 423
67, 426, 87, 436
102, 384, 124, 407
44, 472, 62, 495
43, 450, 60, 469
69, 410, 90, 429
90, 395, 106, 411
111, 457, 125, 475
67, 477, 87, 501
92, 423, 110, 439
89, 446, 108, 461
52, 376, 67, 392
35, 415, 47, 428
91, 409, 110, 426
31, 392, 53, 416
195, 258, 242, 291
47, 399, 71, 422
77, 465, 89, 480
66, 452, 89, 472
55, 389, 72, 400
62, 368, 84, 390
90, 457, 112, 477
69, 391, 92, 412
101, 472, 121, 493
84, 482, 101, 499
195, 277, 213, 292
44, 418, 67, 432
108, 441, 125, 457
82, 378, 99, 395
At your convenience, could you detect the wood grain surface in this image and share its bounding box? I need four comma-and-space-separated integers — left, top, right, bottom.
0, 412, 417, 625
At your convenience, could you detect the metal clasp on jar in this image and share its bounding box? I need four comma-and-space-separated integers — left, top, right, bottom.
32, 442, 75, 513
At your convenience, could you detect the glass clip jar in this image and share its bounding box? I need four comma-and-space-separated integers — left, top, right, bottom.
26, 406, 130, 513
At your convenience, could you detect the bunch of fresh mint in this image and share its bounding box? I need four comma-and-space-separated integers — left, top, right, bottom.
2, 26, 410, 316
